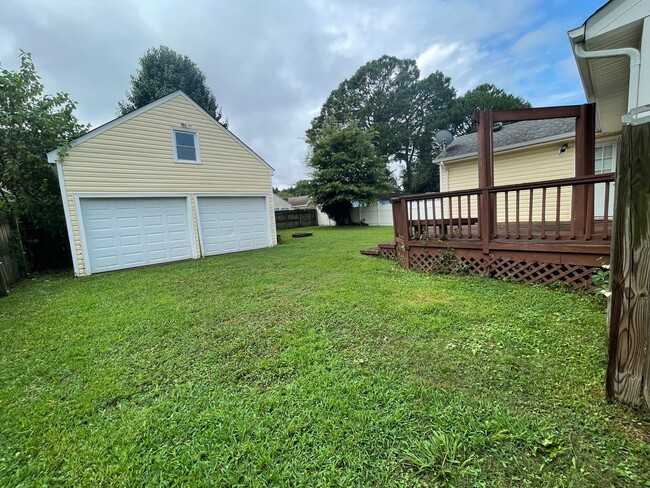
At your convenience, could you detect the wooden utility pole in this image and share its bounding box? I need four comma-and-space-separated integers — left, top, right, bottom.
606, 121, 650, 409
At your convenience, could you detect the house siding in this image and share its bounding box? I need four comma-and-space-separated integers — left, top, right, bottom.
59, 94, 275, 276
445, 140, 576, 222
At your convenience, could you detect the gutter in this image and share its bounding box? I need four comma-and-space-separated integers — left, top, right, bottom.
574, 42, 641, 113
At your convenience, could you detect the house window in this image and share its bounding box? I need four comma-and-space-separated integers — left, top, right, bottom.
594, 143, 615, 174
173, 130, 200, 163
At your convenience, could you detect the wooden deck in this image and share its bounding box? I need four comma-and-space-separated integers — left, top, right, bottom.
365, 104, 616, 290
372, 173, 615, 290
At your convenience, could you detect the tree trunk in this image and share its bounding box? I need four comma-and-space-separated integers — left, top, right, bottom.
606, 121, 650, 409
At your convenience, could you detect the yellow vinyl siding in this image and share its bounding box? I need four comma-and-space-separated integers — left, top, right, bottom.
60, 94, 275, 276
445, 141, 575, 224
447, 159, 478, 191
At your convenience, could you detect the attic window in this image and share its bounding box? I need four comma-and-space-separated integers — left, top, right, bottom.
173, 130, 200, 163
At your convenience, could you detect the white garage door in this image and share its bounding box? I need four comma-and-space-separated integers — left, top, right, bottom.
80, 197, 193, 274
197, 196, 269, 256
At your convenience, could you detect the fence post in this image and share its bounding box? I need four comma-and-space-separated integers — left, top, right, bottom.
606, 121, 650, 409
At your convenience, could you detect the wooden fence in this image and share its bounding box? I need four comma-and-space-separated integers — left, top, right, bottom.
275, 209, 317, 230
0, 212, 20, 296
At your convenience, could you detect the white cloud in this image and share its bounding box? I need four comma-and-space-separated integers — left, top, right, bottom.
416, 42, 489, 93
0, 0, 596, 188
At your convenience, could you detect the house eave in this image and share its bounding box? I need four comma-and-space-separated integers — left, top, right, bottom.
46, 149, 59, 164
46, 90, 275, 175
435, 131, 577, 164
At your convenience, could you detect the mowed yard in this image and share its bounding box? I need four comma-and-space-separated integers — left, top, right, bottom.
1, 227, 648, 487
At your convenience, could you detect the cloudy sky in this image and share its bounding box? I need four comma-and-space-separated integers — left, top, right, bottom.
1, 0, 605, 188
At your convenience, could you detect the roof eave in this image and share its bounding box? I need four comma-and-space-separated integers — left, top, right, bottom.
436, 131, 577, 164
46, 90, 275, 175
46, 149, 59, 164
568, 26, 597, 108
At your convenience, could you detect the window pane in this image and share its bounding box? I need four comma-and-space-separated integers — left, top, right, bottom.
175, 132, 195, 147
177, 146, 197, 161
602, 157, 613, 172
603, 145, 613, 158
594, 147, 603, 159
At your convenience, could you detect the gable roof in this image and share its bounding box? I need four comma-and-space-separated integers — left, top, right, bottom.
434, 118, 576, 163
287, 196, 312, 207
273, 194, 293, 208
46, 90, 274, 174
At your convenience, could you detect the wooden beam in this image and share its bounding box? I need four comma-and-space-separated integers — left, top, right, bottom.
572, 103, 597, 236
472, 105, 583, 123
607, 121, 650, 409
477, 111, 494, 254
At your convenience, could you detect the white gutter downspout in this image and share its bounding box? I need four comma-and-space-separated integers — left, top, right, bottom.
574, 42, 641, 113
439, 161, 449, 191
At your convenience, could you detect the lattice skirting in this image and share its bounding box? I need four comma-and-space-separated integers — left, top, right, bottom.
378, 247, 397, 260
388, 245, 602, 291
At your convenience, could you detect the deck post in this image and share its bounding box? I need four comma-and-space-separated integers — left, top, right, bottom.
477, 111, 494, 253
572, 103, 596, 236
606, 121, 650, 409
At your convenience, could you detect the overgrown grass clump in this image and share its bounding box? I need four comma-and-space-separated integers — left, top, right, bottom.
1, 227, 648, 486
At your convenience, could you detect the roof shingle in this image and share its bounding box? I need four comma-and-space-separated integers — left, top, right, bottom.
435, 118, 576, 161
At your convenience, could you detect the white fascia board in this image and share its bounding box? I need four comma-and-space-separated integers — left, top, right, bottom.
55, 161, 80, 276
47, 149, 59, 164
437, 131, 577, 165
586, 0, 650, 40
568, 25, 596, 104
48, 91, 187, 160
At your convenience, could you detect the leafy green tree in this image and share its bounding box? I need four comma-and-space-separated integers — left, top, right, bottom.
118, 45, 226, 125
0, 51, 87, 233
307, 122, 391, 225
450, 83, 531, 135
410, 84, 532, 193
276, 179, 313, 199
307, 55, 456, 193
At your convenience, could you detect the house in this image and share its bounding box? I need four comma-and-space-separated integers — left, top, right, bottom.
47, 91, 276, 277
568, 0, 650, 129
568, 0, 650, 406
372, 0, 649, 292
273, 194, 293, 211
435, 118, 618, 220
286, 195, 336, 226
287, 196, 314, 208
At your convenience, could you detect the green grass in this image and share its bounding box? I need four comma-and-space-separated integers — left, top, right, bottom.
1, 226, 648, 487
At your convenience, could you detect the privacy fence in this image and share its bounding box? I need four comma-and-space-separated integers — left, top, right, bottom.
0, 212, 20, 296
275, 209, 317, 230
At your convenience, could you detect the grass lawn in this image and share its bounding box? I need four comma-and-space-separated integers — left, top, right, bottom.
1, 226, 649, 486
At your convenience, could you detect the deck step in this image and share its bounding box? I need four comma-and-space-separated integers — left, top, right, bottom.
360, 247, 381, 256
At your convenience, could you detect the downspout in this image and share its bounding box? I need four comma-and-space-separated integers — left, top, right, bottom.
574, 42, 641, 112
439, 161, 449, 192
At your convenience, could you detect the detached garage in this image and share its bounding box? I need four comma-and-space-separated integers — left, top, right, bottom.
48, 91, 276, 276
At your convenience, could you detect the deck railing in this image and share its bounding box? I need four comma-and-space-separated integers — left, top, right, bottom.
392, 173, 615, 255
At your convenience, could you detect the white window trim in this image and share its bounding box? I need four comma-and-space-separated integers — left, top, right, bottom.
171, 129, 202, 164
594, 141, 617, 174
